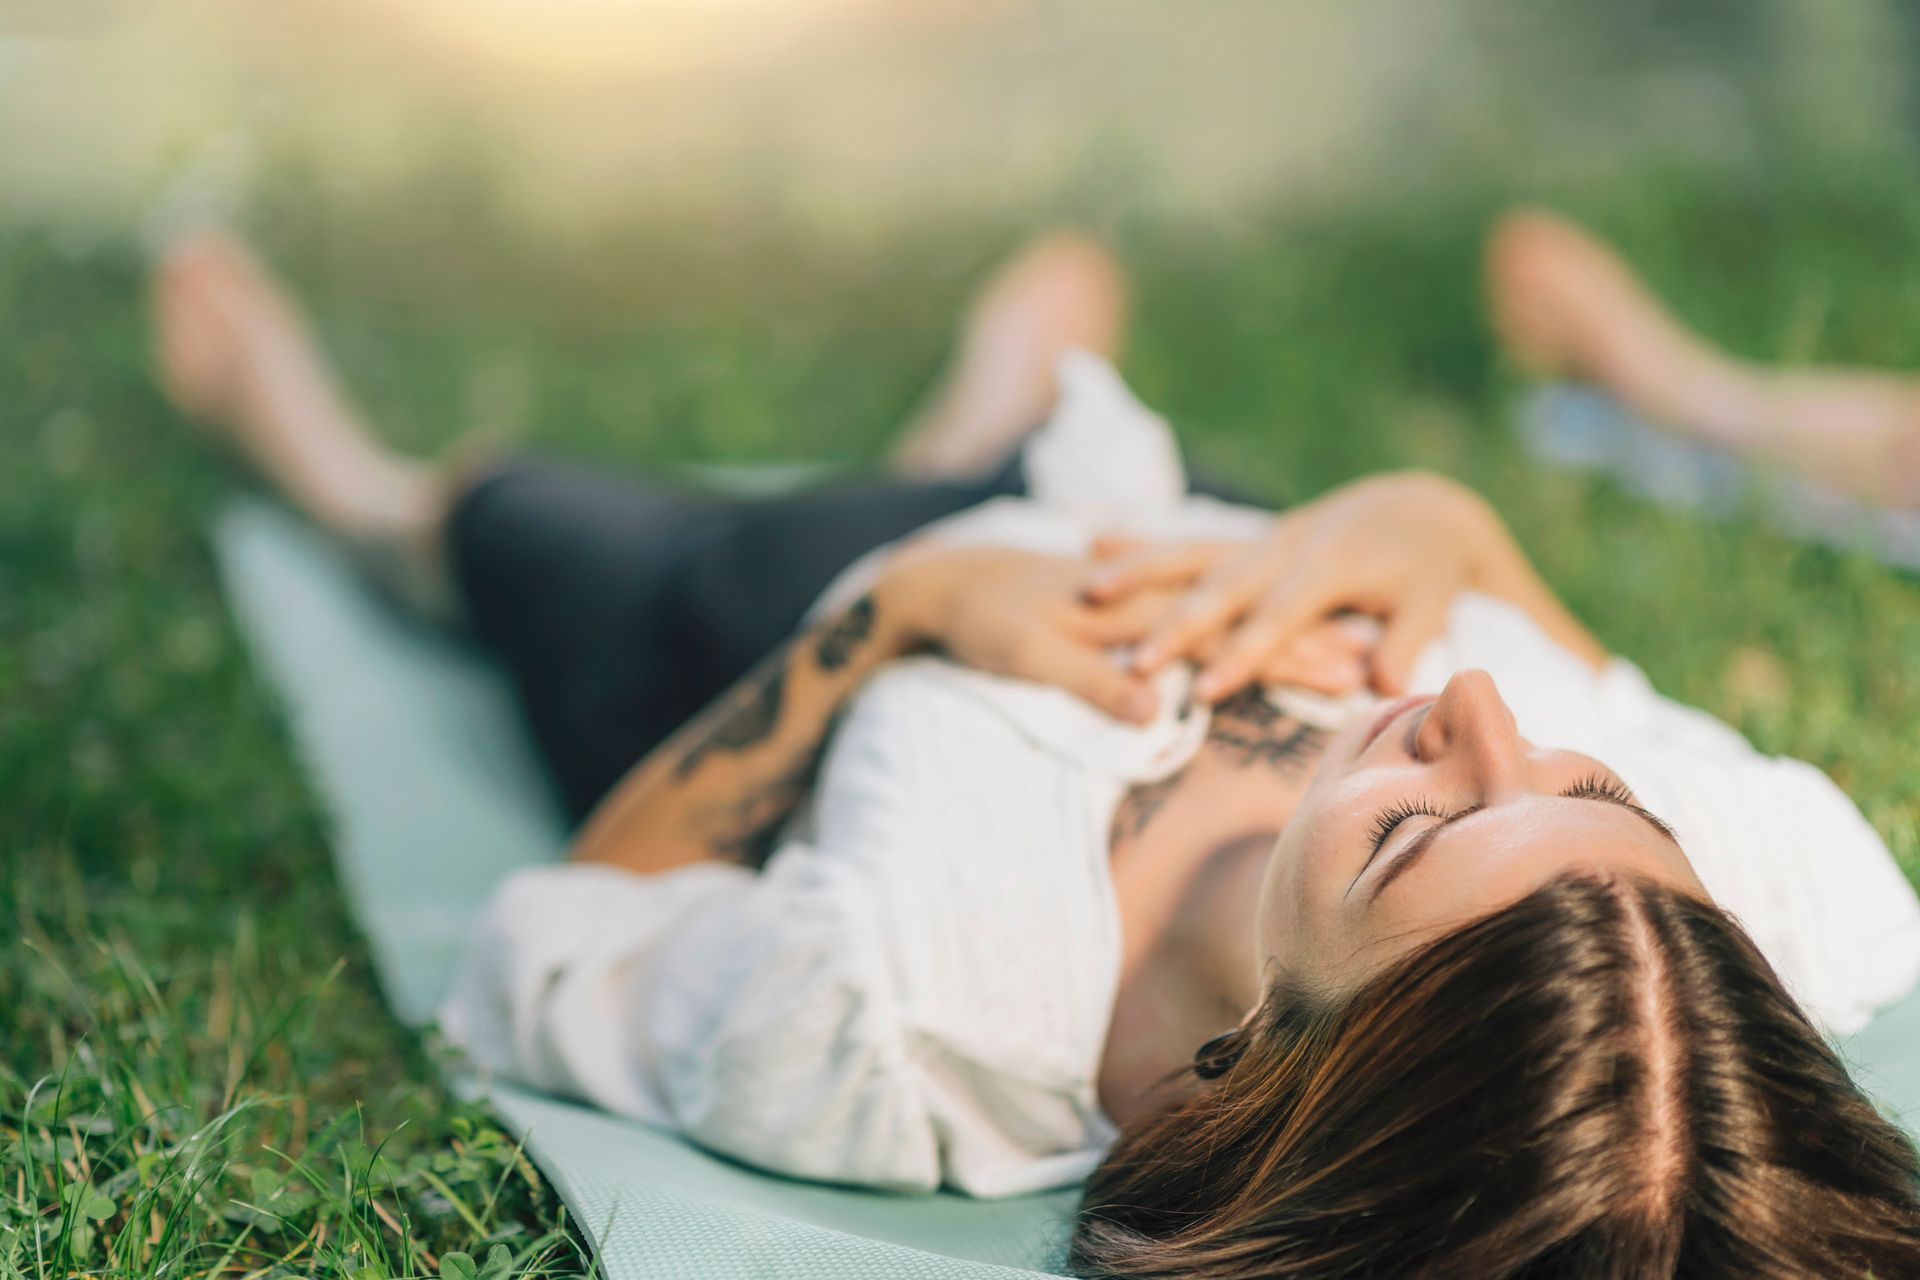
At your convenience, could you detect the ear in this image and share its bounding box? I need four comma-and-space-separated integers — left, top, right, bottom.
1192, 1026, 1247, 1080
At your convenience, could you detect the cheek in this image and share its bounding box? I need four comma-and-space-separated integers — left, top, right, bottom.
1260, 781, 1370, 969
1257, 818, 1332, 972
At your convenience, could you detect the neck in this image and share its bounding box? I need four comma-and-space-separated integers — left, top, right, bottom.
1109, 693, 1330, 983
1165, 829, 1274, 1014
1100, 827, 1273, 1122
1099, 695, 1333, 1122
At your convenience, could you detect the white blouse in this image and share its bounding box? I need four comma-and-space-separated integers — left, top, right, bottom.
440, 354, 1920, 1197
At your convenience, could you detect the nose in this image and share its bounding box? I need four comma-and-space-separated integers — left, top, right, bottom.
1412, 669, 1527, 792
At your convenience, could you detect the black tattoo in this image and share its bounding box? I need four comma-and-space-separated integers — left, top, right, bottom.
1205, 688, 1329, 777
1210, 685, 1282, 728
814, 595, 875, 672
1110, 770, 1184, 844
700, 749, 822, 868
1107, 690, 1330, 846
1207, 720, 1329, 774
674, 652, 789, 781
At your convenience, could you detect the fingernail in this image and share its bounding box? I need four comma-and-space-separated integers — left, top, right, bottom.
1192, 674, 1219, 702
1133, 644, 1160, 670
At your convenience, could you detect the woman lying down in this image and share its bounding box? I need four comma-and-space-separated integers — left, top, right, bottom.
156, 229, 1920, 1278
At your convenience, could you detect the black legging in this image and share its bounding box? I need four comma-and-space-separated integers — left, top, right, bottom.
450, 454, 1259, 824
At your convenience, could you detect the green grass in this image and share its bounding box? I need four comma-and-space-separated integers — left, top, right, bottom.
5, 163, 1920, 1275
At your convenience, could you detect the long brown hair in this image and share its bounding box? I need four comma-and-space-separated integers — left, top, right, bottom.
1072, 873, 1920, 1278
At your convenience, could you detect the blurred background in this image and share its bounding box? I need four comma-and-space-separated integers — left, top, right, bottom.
5, 3, 1920, 1271
4, 1, 1913, 237
7, 0, 1918, 466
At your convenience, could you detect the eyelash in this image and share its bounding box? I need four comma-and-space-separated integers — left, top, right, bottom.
1565, 771, 1635, 804
1367, 796, 1446, 854
1566, 772, 1680, 840
1364, 772, 1677, 858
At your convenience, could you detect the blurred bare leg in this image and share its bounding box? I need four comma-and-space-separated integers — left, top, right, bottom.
152, 232, 460, 615
891, 230, 1129, 479
1486, 207, 1920, 508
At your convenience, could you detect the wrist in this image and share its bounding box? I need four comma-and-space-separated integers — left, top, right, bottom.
870, 545, 950, 657
1427, 483, 1514, 594
1460, 504, 1527, 599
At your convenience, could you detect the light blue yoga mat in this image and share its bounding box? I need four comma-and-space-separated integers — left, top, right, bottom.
213, 498, 1077, 1280
213, 493, 1920, 1279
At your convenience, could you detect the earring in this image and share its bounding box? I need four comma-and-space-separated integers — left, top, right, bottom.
1192, 1028, 1242, 1080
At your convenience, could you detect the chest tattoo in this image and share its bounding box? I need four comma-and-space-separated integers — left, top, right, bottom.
1203, 686, 1331, 776
1110, 687, 1334, 847
1110, 770, 1183, 842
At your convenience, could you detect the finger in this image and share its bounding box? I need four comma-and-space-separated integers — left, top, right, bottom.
1370, 591, 1452, 695
1314, 614, 1377, 658
1127, 537, 1293, 672
1188, 577, 1338, 701
1089, 534, 1144, 561
1257, 620, 1364, 687
1190, 612, 1297, 704
1332, 610, 1386, 652
1288, 616, 1374, 662
1082, 542, 1233, 603
1263, 650, 1369, 696
1065, 590, 1183, 645
1130, 576, 1262, 676
1024, 630, 1160, 723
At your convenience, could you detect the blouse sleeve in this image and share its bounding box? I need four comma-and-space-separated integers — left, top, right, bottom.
438, 849, 946, 1191
438, 660, 1131, 1197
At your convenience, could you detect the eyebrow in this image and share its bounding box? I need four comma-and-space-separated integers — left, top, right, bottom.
1365, 791, 1682, 904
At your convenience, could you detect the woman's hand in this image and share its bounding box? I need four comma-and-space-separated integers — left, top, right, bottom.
1083, 472, 1513, 703
875, 543, 1178, 723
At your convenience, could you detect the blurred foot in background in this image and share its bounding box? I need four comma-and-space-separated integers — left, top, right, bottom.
152, 231, 457, 614
1486, 206, 1920, 509
890, 230, 1128, 479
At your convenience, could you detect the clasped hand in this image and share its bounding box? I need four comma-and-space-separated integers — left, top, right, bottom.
876, 472, 1501, 724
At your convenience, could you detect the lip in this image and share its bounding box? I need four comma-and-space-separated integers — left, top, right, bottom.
1361, 693, 1435, 752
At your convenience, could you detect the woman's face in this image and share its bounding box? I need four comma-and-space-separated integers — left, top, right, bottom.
1256, 669, 1707, 992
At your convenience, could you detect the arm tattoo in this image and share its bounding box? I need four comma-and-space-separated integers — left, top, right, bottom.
669, 597, 882, 863
814, 594, 875, 672
1205, 686, 1329, 777
700, 749, 822, 868
673, 651, 789, 781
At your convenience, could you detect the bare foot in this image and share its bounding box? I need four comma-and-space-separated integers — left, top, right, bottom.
1486, 207, 1920, 508
153, 232, 437, 525
1485, 208, 1758, 438
891, 231, 1129, 479
152, 232, 460, 611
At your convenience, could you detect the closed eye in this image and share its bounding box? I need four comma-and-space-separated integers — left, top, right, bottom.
1365, 796, 1447, 856
1562, 772, 1680, 845
1350, 768, 1681, 901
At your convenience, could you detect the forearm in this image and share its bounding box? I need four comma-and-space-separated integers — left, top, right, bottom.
570, 590, 910, 875
1458, 493, 1609, 672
